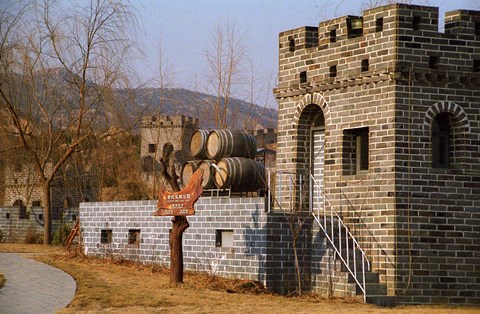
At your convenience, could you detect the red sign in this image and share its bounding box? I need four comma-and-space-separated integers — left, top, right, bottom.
154, 169, 204, 216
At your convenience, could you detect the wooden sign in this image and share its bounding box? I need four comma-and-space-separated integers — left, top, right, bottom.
154, 169, 204, 216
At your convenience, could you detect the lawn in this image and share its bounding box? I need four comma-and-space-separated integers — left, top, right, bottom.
1, 244, 478, 313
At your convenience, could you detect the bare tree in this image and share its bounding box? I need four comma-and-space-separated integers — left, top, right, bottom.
205, 22, 246, 129
0, 0, 140, 244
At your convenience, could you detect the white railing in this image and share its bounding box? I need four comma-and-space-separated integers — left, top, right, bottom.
266, 170, 370, 302
309, 174, 370, 302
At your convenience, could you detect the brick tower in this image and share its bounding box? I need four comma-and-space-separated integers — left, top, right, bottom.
274, 3, 480, 305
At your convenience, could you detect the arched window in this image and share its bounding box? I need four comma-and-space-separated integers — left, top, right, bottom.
431, 112, 452, 168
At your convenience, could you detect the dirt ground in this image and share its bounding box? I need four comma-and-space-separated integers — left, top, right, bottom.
1, 244, 479, 313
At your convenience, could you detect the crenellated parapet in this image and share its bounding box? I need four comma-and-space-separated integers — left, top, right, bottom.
276, 4, 480, 96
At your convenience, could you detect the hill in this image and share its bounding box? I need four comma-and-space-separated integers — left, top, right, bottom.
130, 88, 278, 130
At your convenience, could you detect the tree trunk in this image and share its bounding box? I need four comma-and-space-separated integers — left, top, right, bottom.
169, 215, 189, 283
43, 182, 52, 245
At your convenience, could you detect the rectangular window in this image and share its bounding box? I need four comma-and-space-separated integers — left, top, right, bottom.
32, 200, 41, 207
215, 230, 234, 248
376, 17, 384, 32
361, 59, 369, 72
128, 229, 140, 247
342, 127, 369, 175
413, 16, 421, 30
329, 65, 337, 78
101, 229, 112, 244
6, 213, 10, 219
148, 143, 156, 154
475, 22, 480, 36
300, 71, 307, 83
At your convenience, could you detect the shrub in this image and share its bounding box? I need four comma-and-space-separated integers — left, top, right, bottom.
52, 223, 72, 246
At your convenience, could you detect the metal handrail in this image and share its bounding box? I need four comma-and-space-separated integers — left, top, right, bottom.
309, 174, 370, 303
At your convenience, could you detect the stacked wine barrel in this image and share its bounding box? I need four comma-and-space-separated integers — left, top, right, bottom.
180, 129, 265, 193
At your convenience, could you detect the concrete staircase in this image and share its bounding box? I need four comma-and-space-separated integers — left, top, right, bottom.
315, 215, 395, 307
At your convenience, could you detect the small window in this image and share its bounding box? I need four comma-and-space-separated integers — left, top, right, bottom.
473, 59, 480, 72
101, 229, 113, 244
300, 71, 307, 83
376, 17, 384, 32
6, 213, 10, 219
151, 115, 157, 122
329, 29, 336, 43
429, 56, 439, 69
14, 163, 22, 172
475, 22, 480, 36
329, 65, 337, 78
413, 16, 422, 30
432, 113, 452, 168
215, 230, 234, 248
148, 143, 156, 154
342, 127, 369, 175
39, 214, 43, 220
361, 59, 369, 72
128, 229, 141, 247
32, 200, 41, 207
289, 37, 295, 52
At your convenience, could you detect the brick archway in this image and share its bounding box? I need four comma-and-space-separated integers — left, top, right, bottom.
423, 101, 470, 135
292, 93, 331, 128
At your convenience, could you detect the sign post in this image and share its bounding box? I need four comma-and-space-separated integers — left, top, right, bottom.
154, 168, 203, 283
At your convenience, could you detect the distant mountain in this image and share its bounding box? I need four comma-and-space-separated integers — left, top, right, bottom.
128, 88, 278, 130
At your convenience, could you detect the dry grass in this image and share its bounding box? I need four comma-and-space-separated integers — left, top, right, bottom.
1, 244, 479, 313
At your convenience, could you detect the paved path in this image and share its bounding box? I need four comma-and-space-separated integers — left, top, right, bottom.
0, 253, 76, 314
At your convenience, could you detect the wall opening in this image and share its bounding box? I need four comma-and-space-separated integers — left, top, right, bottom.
300, 71, 307, 83
475, 22, 480, 36
413, 16, 422, 30
347, 16, 363, 38
329, 29, 336, 43
329, 65, 337, 78
289, 37, 295, 52
376, 17, 384, 32
432, 112, 452, 168
128, 229, 141, 247
215, 229, 234, 247
361, 59, 369, 72
473, 59, 480, 73
101, 229, 113, 244
429, 55, 439, 69
342, 127, 369, 175
148, 143, 156, 154
13, 200, 27, 219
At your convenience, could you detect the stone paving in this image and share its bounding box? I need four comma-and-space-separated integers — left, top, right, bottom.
0, 253, 76, 314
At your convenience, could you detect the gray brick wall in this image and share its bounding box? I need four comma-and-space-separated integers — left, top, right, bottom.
81, 197, 272, 283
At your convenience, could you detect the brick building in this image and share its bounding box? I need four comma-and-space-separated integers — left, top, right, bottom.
0, 160, 94, 242
274, 3, 480, 305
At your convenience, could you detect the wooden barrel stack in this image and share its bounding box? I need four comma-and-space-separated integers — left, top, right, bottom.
181, 129, 265, 192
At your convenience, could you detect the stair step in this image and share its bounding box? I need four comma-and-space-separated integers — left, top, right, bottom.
365, 295, 396, 307
357, 283, 387, 295
348, 272, 379, 284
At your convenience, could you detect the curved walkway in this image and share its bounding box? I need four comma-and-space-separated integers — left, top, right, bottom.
0, 253, 76, 314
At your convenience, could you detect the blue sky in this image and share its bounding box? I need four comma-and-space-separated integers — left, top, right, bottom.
133, 0, 477, 106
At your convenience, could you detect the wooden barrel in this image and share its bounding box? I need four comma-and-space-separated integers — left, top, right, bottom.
180, 160, 201, 187
214, 157, 265, 192
198, 160, 216, 189
206, 130, 256, 160
189, 129, 209, 159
